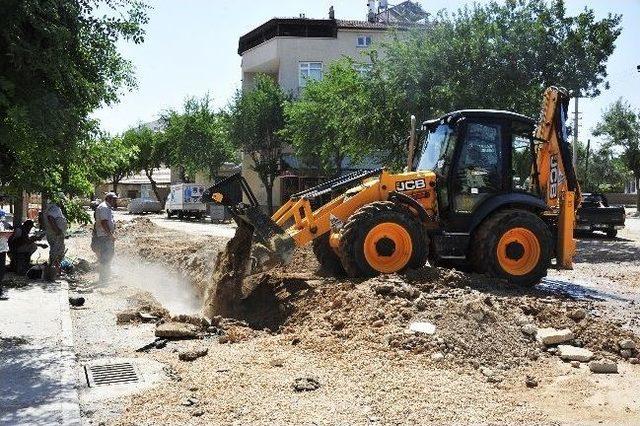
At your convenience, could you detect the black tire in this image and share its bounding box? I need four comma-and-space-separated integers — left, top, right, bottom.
606, 228, 618, 238
178, 211, 184, 220
166, 209, 173, 218
312, 233, 345, 275
470, 209, 551, 287
338, 201, 428, 277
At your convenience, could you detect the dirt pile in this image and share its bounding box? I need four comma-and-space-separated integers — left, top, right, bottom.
120, 218, 640, 371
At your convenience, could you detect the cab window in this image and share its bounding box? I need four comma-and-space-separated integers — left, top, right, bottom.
452, 122, 503, 213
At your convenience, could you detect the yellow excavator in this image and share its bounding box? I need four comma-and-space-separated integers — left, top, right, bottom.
203, 87, 580, 289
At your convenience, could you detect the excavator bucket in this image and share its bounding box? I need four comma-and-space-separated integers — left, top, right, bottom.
202, 174, 296, 296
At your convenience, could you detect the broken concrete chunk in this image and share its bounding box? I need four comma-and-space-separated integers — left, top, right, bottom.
431, 352, 445, 362
292, 377, 320, 392
619, 339, 636, 350
570, 360, 581, 368
521, 324, 537, 336
629, 358, 640, 365
155, 322, 199, 339
557, 345, 593, 362
589, 359, 618, 374
536, 327, 574, 345
566, 308, 587, 321
138, 312, 159, 322
408, 321, 436, 335
620, 349, 633, 359
178, 347, 208, 362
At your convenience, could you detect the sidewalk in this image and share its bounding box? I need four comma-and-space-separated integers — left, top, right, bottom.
0, 279, 81, 425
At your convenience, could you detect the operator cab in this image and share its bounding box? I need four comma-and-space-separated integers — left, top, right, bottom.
413, 110, 543, 256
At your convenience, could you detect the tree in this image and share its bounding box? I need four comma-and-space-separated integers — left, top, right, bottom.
228, 75, 290, 214
162, 96, 235, 183
0, 0, 148, 222
575, 140, 628, 193
92, 134, 139, 195
283, 59, 387, 176
371, 0, 622, 165
593, 99, 640, 210
123, 125, 166, 202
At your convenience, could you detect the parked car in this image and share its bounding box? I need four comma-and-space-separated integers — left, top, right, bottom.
575, 193, 625, 238
129, 198, 162, 214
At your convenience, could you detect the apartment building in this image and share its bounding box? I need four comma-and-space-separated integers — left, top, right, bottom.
237, 2, 427, 208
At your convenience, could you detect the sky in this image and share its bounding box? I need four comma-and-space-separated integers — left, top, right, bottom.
93, 0, 640, 147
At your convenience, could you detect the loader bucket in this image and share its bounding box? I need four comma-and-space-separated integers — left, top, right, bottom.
202, 174, 296, 297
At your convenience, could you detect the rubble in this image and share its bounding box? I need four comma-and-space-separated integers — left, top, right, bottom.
619, 339, 636, 350
557, 345, 593, 362
408, 321, 436, 335
566, 308, 587, 321
178, 347, 208, 361
521, 324, 537, 335
293, 377, 321, 392
588, 360, 618, 374
155, 322, 199, 339
536, 328, 574, 346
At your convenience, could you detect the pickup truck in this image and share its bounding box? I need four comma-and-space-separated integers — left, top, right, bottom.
575, 193, 626, 238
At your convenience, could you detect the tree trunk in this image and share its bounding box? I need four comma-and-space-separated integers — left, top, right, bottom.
13, 192, 25, 228
636, 175, 640, 213
145, 169, 162, 203
112, 176, 119, 194
265, 180, 274, 215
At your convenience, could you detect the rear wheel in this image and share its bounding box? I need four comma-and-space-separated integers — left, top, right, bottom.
166, 209, 173, 218
606, 228, 617, 238
471, 209, 551, 287
339, 201, 428, 277
312, 233, 345, 275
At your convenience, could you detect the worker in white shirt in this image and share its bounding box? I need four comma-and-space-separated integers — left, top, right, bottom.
92, 192, 117, 285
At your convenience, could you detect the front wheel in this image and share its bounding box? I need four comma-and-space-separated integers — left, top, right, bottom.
470, 209, 551, 287
606, 228, 618, 238
339, 201, 428, 277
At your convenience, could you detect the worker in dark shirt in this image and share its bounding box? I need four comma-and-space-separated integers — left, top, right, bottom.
8, 219, 38, 275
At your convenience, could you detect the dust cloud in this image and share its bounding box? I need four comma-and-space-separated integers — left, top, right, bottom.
111, 255, 201, 315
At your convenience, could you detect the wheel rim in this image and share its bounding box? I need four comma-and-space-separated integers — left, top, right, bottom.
497, 227, 541, 276
363, 223, 413, 273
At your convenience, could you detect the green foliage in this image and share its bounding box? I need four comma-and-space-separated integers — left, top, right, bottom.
122, 125, 167, 201
593, 99, 640, 208
91, 133, 139, 194
0, 0, 148, 220
370, 0, 622, 164
161, 95, 235, 181
228, 75, 290, 212
283, 59, 393, 175
575, 140, 629, 193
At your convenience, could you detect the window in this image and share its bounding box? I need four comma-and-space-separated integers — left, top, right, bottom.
299, 62, 323, 87
452, 122, 503, 213
357, 35, 372, 47
512, 134, 533, 192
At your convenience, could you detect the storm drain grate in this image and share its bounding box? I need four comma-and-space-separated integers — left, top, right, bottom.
85, 362, 139, 387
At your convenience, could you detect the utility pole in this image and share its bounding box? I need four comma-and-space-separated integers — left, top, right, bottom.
572, 95, 579, 170
584, 139, 591, 191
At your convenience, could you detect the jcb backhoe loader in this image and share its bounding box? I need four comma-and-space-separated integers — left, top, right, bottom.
203, 87, 580, 290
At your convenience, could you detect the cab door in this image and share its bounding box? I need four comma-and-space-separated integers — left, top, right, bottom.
442, 119, 509, 230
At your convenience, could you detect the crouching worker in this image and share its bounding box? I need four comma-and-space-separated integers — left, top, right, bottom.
92, 192, 117, 286
8, 220, 38, 275
44, 200, 68, 281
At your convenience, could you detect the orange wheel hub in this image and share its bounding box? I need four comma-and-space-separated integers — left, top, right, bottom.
363, 223, 413, 273
497, 227, 540, 276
